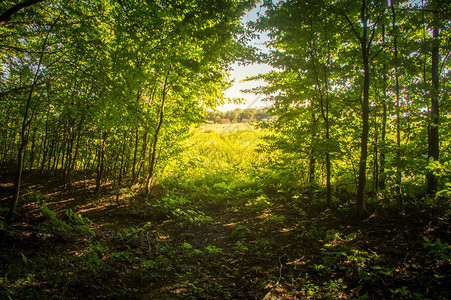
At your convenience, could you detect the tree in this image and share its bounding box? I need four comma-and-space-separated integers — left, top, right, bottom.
253, 0, 383, 214
426, 0, 442, 194
1, 0, 257, 223
336, 0, 385, 218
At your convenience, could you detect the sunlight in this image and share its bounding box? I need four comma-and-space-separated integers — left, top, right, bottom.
1, 0, 449, 298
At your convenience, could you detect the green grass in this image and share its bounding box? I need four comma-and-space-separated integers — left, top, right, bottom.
160, 125, 266, 200
200, 123, 255, 133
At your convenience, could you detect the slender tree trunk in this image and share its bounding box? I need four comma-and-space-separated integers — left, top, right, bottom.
116, 130, 127, 203
379, 97, 387, 190
308, 152, 315, 184
46, 136, 54, 171
6, 21, 52, 223
57, 130, 67, 182
63, 120, 74, 184
51, 137, 59, 171
308, 103, 316, 184
324, 72, 331, 207
427, 10, 440, 194
356, 62, 370, 217
137, 131, 147, 179
1, 111, 10, 162
69, 119, 83, 184
85, 139, 93, 171
95, 132, 106, 196
391, 1, 403, 206
356, 2, 370, 219
40, 104, 51, 173
308, 18, 333, 206
146, 71, 170, 197
132, 128, 139, 182
379, 26, 387, 191
71, 129, 81, 173
29, 128, 37, 170
373, 100, 378, 194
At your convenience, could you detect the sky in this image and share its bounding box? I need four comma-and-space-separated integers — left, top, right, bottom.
217, 4, 274, 112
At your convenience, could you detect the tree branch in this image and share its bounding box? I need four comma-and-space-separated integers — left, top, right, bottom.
367, 12, 384, 56
342, 12, 363, 43
0, 0, 45, 23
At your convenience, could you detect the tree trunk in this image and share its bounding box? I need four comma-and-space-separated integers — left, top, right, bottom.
40, 104, 51, 173
379, 24, 387, 191
324, 72, 331, 207
51, 137, 59, 171
373, 100, 378, 194
146, 71, 170, 197
355, 1, 370, 219
29, 128, 37, 170
391, 1, 403, 206
1, 111, 10, 162
94, 132, 106, 196
308, 102, 316, 184
116, 130, 127, 203
137, 131, 147, 180
69, 119, 83, 184
63, 120, 74, 184
132, 128, 139, 182
6, 21, 52, 223
427, 12, 440, 194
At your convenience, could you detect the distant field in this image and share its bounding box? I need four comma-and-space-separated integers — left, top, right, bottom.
200, 123, 255, 133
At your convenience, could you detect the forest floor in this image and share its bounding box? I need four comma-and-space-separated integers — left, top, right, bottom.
0, 170, 450, 299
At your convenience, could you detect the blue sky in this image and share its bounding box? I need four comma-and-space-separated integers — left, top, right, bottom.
217, 4, 273, 112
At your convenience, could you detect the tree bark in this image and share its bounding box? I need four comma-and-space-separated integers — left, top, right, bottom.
355, 0, 370, 219
324, 72, 331, 207
6, 19, 51, 223
116, 130, 127, 203
132, 128, 139, 182
94, 132, 106, 196
379, 24, 387, 191
146, 71, 170, 197
29, 128, 37, 170
0, 0, 44, 23
40, 104, 51, 173
391, 1, 403, 205
308, 101, 316, 184
427, 10, 440, 194
137, 131, 147, 180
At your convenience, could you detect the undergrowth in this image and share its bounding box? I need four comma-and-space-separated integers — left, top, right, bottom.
0, 126, 450, 299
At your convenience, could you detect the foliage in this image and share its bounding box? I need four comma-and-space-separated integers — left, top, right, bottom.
423, 236, 451, 260
206, 107, 272, 123
0, 1, 450, 299
205, 245, 223, 255
427, 160, 451, 197
80, 242, 108, 273
38, 200, 95, 237
0, 0, 258, 220
248, 0, 451, 213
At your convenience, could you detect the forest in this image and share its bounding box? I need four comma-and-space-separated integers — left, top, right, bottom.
0, 0, 450, 299
206, 107, 272, 123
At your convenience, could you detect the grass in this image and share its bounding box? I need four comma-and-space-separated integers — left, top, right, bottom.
200, 123, 255, 133
159, 124, 266, 204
